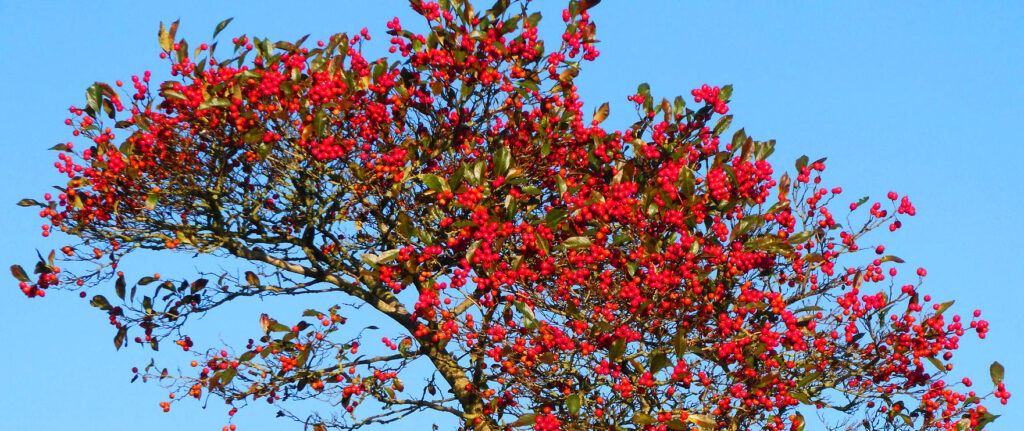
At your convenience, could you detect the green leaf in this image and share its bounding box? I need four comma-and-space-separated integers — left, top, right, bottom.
191, 278, 208, 293
514, 301, 536, 326
50, 143, 74, 152
566, 393, 580, 415
114, 326, 128, 350
242, 127, 263, 144
795, 305, 823, 314
544, 209, 567, 228
954, 418, 971, 431
268, 321, 290, 333
631, 413, 655, 425
790, 390, 811, 405
934, 300, 954, 316
636, 82, 650, 98
650, 351, 669, 374
212, 17, 234, 39
688, 414, 718, 430
460, 82, 475, 99
499, 16, 521, 34
793, 412, 805, 431
755, 139, 776, 161
503, 193, 518, 215
555, 175, 567, 194
396, 212, 415, 238
421, 174, 449, 192
608, 338, 625, 362
990, 361, 1004, 386
86, 84, 103, 117
159, 20, 178, 53
525, 12, 543, 28
719, 84, 733, 101
220, 367, 237, 385
157, 23, 171, 52
795, 155, 810, 171
448, 164, 467, 188
518, 78, 539, 93
673, 96, 686, 116
731, 215, 764, 240
101, 99, 117, 120
626, 261, 638, 277
926, 356, 945, 373
494, 146, 511, 176
17, 198, 45, 207
115, 275, 126, 300
880, 255, 905, 264
732, 128, 747, 149
260, 38, 273, 59
562, 236, 592, 249
378, 249, 400, 263
672, 331, 689, 359
788, 231, 814, 244
680, 167, 695, 196
713, 115, 733, 136
10, 265, 30, 282
794, 371, 818, 390
973, 412, 999, 431
90, 295, 112, 311
470, 160, 486, 186
398, 339, 412, 357
510, 414, 537, 426
138, 276, 156, 286
197, 98, 231, 111
145, 193, 159, 211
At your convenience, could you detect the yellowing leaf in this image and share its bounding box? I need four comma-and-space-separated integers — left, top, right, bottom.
593, 102, 609, 124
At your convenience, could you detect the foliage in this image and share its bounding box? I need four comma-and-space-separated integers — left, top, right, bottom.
13, 0, 1010, 430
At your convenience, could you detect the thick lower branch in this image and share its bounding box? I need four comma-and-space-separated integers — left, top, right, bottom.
225, 240, 489, 427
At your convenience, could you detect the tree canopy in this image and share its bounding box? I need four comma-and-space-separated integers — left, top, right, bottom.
12, 0, 1010, 430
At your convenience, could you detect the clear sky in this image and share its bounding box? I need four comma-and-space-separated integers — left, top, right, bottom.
1, 1, 1021, 430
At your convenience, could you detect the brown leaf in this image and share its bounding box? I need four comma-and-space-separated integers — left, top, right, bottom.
579, 0, 602, 13
778, 173, 791, 200
260, 313, 271, 334
852, 270, 865, 291
740, 137, 754, 162
244, 271, 260, 286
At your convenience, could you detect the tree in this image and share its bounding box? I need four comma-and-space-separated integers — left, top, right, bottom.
11, 0, 1011, 429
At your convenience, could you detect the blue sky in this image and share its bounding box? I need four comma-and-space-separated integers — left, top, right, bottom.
1, 1, 1021, 430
